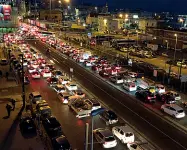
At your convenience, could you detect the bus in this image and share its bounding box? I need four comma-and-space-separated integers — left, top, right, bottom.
91, 35, 114, 45
111, 39, 136, 49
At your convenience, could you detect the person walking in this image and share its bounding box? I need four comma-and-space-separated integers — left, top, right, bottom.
11, 99, 16, 111
6, 104, 12, 118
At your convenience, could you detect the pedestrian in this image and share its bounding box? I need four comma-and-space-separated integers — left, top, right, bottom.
6, 104, 12, 118
11, 99, 16, 111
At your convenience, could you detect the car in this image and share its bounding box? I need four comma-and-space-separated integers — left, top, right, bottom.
123, 82, 137, 92
84, 60, 92, 67
99, 110, 118, 125
31, 62, 39, 69
46, 64, 55, 71
52, 70, 63, 78
66, 82, 78, 91
51, 135, 71, 150
59, 76, 70, 85
155, 84, 165, 94
54, 84, 66, 93
57, 92, 72, 104
69, 99, 92, 118
176, 61, 187, 68
76, 57, 85, 63
29, 92, 42, 104
91, 64, 103, 72
157, 93, 176, 104
161, 104, 185, 118
28, 67, 36, 73
42, 116, 62, 138
93, 128, 117, 148
112, 126, 135, 144
30, 71, 40, 79
41, 70, 52, 78
0, 58, 8, 65
99, 70, 110, 78
47, 77, 59, 86
23, 59, 28, 66
72, 90, 86, 99
135, 90, 156, 103
38, 66, 45, 72
19, 116, 36, 135
84, 99, 101, 111
165, 91, 181, 101
128, 72, 137, 78
127, 142, 144, 150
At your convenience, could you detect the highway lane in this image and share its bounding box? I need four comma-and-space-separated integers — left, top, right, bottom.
29, 40, 187, 150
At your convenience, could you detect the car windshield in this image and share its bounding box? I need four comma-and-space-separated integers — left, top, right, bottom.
108, 111, 117, 119
46, 118, 60, 128
105, 136, 115, 142
178, 110, 184, 113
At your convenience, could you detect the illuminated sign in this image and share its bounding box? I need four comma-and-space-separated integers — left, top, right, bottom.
0, 5, 12, 21
133, 15, 138, 19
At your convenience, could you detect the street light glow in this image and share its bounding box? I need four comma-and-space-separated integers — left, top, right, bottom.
64, 0, 70, 3
119, 14, 123, 18
125, 14, 129, 18
174, 33, 177, 37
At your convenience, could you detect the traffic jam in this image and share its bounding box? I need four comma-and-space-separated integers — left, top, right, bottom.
2, 24, 158, 150
33, 29, 187, 120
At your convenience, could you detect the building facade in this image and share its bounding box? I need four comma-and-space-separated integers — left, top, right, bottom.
139, 19, 157, 32
39, 10, 62, 23
146, 27, 187, 49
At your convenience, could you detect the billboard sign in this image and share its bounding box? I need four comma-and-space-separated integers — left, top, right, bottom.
0, 5, 11, 21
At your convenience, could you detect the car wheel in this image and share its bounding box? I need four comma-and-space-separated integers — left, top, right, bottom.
121, 139, 124, 144
161, 108, 164, 112
106, 121, 109, 126
172, 114, 176, 118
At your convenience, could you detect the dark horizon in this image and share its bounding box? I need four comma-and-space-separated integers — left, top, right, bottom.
74, 0, 187, 14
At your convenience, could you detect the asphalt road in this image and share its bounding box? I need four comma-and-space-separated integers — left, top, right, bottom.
27, 40, 187, 150
24, 57, 126, 150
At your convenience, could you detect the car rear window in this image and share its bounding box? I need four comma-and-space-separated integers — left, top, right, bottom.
178, 110, 184, 113
105, 136, 115, 142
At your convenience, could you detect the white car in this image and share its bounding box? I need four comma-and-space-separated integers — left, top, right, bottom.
93, 128, 117, 148
123, 82, 137, 92
128, 72, 137, 78
161, 104, 185, 118
32, 62, 39, 69
31, 71, 41, 79
57, 92, 71, 104
66, 82, 78, 91
23, 60, 28, 66
109, 76, 124, 84
127, 142, 144, 150
155, 84, 165, 94
112, 126, 135, 144
28, 67, 36, 73
84, 61, 92, 67
41, 70, 52, 78
38, 66, 45, 72
59, 76, 70, 85
53, 84, 66, 93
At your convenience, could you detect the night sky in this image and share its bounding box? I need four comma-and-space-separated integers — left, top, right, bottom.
75, 0, 187, 14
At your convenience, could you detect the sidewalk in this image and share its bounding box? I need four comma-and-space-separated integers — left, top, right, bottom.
0, 95, 22, 150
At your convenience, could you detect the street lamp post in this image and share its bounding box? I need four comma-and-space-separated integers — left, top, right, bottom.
136, 30, 138, 46
90, 108, 105, 150
49, 0, 52, 20
174, 34, 178, 61
165, 40, 169, 50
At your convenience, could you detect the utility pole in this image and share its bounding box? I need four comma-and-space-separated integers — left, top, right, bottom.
84, 123, 89, 150
21, 54, 26, 110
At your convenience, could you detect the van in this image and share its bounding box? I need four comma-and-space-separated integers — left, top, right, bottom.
29, 92, 42, 104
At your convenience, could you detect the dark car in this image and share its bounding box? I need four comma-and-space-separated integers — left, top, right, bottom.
135, 90, 156, 103
19, 116, 36, 136
99, 70, 110, 78
52, 70, 63, 78
47, 76, 59, 86
52, 135, 71, 150
157, 93, 176, 104
99, 110, 118, 125
0, 59, 8, 65
46, 64, 56, 71
42, 116, 62, 138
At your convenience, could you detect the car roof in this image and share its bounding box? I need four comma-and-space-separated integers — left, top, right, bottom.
165, 104, 183, 110
98, 128, 113, 137
114, 125, 133, 133
31, 91, 41, 96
